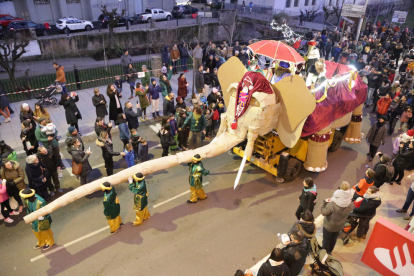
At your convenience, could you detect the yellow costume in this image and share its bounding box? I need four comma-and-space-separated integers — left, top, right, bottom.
129, 174, 150, 226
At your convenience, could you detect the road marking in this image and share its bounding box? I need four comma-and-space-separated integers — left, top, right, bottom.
61, 153, 74, 177
149, 123, 162, 133
30, 226, 109, 263
249, 214, 324, 274
232, 163, 249, 171
153, 182, 210, 209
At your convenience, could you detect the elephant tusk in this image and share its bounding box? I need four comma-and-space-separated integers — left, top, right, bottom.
234, 155, 247, 189
23, 132, 244, 224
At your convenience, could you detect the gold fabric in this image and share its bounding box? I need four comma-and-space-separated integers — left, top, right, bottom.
107, 214, 122, 233
189, 186, 207, 202
33, 229, 55, 247
133, 206, 150, 226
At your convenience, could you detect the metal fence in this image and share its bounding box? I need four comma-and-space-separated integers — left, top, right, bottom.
1, 57, 193, 102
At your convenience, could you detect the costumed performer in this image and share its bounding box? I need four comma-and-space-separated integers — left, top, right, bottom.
247, 57, 265, 76
271, 61, 292, 84
20, 188, 55, 250
187, 154, 210, 203
101, 182, 123, 235
129, 173, 150, 226
306, 41, 320, 73
306, 58, 327, 87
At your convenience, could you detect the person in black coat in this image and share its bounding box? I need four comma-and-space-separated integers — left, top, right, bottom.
96, 131, 125, 176
352, 186, 381, 239
59, 92, 82, 133
69, 138, 92, 185
95, 117, 113, 138
20, 120, 38, 156
195, 65, 205, 93
20, 103, 36, 128
257, 248, 291, 276
207, 88, 219, 105
124, 101, 142, 131
372, 153, 390, 188
282, 230, 308, 276
295, 177, 317, 220
391, 140, 414, 184
37, 146, 61, 194
107, 84, 123, 122
163, 92, 175, 116
25, 154, 50, 201
92, 88, 108, 118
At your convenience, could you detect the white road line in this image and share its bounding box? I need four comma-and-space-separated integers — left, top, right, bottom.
30, 226, 109, 263
153, 182, 210, 209
61, 153, 74, 177
149, 124, 162, 133
249, 214, 324, 275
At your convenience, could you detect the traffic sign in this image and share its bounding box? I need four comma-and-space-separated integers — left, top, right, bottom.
341, 4, 366, 18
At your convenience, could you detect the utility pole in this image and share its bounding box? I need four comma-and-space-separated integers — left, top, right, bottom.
356, 0, 369, 40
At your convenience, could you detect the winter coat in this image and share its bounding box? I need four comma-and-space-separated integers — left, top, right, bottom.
20, 126, 38, 152
158, 128, 174, 147
35, 125, 58, 149
135, 88, 150, 109
163, 96, 175, 116
182, 113, 206, 132
353, 176, 375, 197
179, 45, 189, 59
178, 77, 188, 98
20, 110, 36, 127
195, 70, 204, 91
120, 54, 132, 68
55, 65, 66, 83
59, 95, 82, 125
96, 138, 120, 160
170, 47, 180, 61
161, 46, 169, 65
141, 71, 150, 87
124, 107, 142, 130
159, 70, 173, 98
148, 82, 161, 100
211, 74, 220, 88
393, 147, 414, 171
376, 97, 392, 115
25, 162, 49, 190
0, 161, 26, 191
118, 121, 131, 140
366, 123, 387, 147
127, 67, 137, 84
321, 200, 354, 232
108, 91, 123, 121
0, 183, 9, 203
298, 186, 317, 211
124, 149, 135, 167
204, 72, 211, 86
207, 92, 218, 105
257, 261, 291, 276
289, 221, 316, 240
0, 89, 10, 108
282, 241, 308, 276
138, 143, 148, 162
37, 149, 59, 173
65, 132, 84, 155
33, 108, 50, 122
373, 158, 387, 187
71, 147, 92, 177
92, 94, 108, 117
353, 194, 382, 217
400, 110, 412, 123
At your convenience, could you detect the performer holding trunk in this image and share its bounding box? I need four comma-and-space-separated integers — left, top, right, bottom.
187, 154, 210, 203
129, 173, 150, 226
20, 188, 55, 251
101, 182, 123, 235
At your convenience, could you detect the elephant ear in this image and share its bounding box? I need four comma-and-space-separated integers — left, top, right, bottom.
272, 75, 316, 147
218, 57, 247, 107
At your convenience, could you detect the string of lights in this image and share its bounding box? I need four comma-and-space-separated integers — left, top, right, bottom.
270, 20, 303, 44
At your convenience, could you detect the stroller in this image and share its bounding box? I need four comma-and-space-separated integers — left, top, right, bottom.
35, 82, 61, 108
339, 213, 362, 245
309, 236, 344, 276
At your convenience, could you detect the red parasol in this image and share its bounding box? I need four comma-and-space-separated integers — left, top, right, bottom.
247, 40, 305, 64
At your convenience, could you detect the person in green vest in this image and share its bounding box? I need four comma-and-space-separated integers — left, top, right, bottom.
180, 106, 206, 149
101, 182, 123, 235
141, 65, 150, 87
20, 188, 55, 250
129, 172, 150, 226
187, 154, 210, 204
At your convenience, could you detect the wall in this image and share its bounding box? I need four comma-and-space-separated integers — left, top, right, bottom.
66, 3, 85, 19
274, 0, 324, 16
0, 1, 17, 16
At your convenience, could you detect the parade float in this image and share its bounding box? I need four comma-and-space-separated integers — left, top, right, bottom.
24, 40, 367, 223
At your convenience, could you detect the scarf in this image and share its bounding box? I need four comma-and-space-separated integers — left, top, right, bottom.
304, 184, 317, 193
106, 138, 113, 144
364, 192, 380, 199
268, 260, 285, 266
193, 113, 201, 127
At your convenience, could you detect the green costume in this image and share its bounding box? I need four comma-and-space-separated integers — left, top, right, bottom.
103, 187, 120, 220
25, 195, 52, 232
189, 162, 210, 189
129, 180, 148, 212
247, 67, 265, 77
182, 113, 207, 132
141, 71, 151, 87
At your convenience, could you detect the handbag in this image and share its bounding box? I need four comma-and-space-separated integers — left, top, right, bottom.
72, 160, 83, 176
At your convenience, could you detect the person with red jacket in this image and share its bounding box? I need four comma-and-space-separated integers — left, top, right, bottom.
389, 69, 396, 84
211, 103, 220, 136
353, 169, 375, 199
376, 93, 392, 118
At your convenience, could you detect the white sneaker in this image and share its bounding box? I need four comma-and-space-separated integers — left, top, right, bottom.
10, 211, 20, 216
4, 217, 14, 223
5, 118, 11, 123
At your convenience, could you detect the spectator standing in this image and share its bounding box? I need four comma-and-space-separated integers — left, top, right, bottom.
138, 138, 149, 162
1, 160, 25, 212
163, 92, 175, 116
324, 39, 332, 60
399, 106, 413, 130
59, 92, 82, 133
135, 83, 149, 121
281, 230, 308, 276
94, 117, 112, 138
124, 101, 142, 132
65, 126, 84, 156
107, 84, 123, 123
140, 65, 150, 87
179, 43, 190, 73
21, 120, 39, 156
70, 138, 92, 185
92, 88, 108, 118
366, 116, 387, 161
127, 63, 138, 99
25, 155, 50, 200
396, 173, 414, 220
0, 179, 19, 223
148, 78, 162, 120
114, 75, 122, 95
193, 43, 203, 71
391, 140, 414, 185
249, 1, 253, 13
33, 103, 50, 123
0, 88, 11, 123
37, 146, 62, 194
124, 144, 136, 168
180, 106, 206, 149
160, 66, 173, 98
195, 65, 205, 94
96, 131, 125, 176
120, 50, 132, 76
158, 123, 175, 157
372, 152, 390, 188
376, 93, 392, 118
34, 118, 64, 169
116, 113, 130, 148
353, 169, 375, 199
176, 96, 186, 110
295, 177, 317, 220
170, 44, 180, 74
20, 103, 36, 128
161, 45, 170, 67
388, 96, 407, 135
393, 43, 404, 66
257, 248, 291, 276
321, 184, 354, 255
204, 67, 211, 96
53, 62, 67, 94
177, 109, 189, 151
178, 73, 189, 99
289, 210, 316, 242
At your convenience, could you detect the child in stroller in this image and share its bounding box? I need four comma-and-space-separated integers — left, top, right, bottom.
309, 236, 344, 276
35, 82, 60, 108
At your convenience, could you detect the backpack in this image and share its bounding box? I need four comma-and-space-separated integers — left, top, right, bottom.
379, 163, 394, 182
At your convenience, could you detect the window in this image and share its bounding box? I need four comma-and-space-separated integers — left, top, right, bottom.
5, 16, 16, 20
66, 20, 74, 24
285, 0, 291, 8
66, 0, 81, 3
305, 0, 309, 6
294, 0, 299, 7
28, 22, 37, 27
312, 0, 316, 5
159, 10, 164, 13
0, 17, 5, 20
0, 0, 14, 2
33, 0, 50, 5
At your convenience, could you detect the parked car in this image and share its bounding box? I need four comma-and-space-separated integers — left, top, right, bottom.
0, 25, 4, 39
138, 8, 172, 23
56, 17, 94, 33
0, 14, 23, 27
192, 0, 210, 3
171, 5, 199, 18
6, 20, 48, 37
98, 14, 134, 28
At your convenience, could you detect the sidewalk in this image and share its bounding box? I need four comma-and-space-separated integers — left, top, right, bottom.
0, 68, 196, 151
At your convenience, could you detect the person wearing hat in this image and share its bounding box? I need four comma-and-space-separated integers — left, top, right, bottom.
391, 140, 414, 185
20, 188, 55, 250
306, 41, 320, 73
366, 116, 388, 161
129, 173, 150, 226
247, 57, 265, 76
101, 182, 123, 235
207, 88, 220, 106
187, 154, 210, 203
176, 96, 186, 110
272, 61, 292, 84
65, 126, 84, 156
37, 146, 62, 195
372, 152, 391, 188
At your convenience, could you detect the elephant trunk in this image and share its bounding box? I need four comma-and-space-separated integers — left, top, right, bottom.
23, 132, 244, 224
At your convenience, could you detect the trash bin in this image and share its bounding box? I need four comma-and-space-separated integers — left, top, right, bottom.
191, 14, 198, 19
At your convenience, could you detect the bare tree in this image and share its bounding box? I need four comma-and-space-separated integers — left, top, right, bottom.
332, 0, 345, 26
322, 4, 335, 23
219, 10, 241, 46
181, 38, 206, 95
0, 35, 30, 90
100, 5, 125, 49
